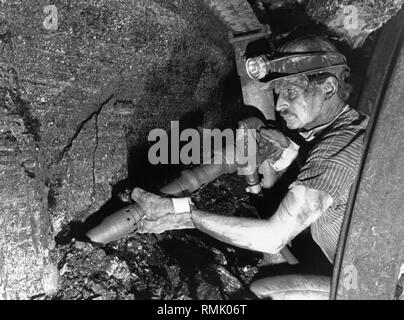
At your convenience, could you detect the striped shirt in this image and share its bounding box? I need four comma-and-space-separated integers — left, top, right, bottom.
293, 106, 368, 263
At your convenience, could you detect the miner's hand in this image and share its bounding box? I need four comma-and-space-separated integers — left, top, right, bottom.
258, 126, 299, 173
131, 187, 174, 221
258, 126, 290, 151
255, 126, 291, 163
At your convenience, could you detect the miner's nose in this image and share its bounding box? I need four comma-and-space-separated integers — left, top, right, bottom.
275, 95, 289, 113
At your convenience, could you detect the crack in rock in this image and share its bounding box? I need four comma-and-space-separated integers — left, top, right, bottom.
90, 112, 100, 205
55, 91, 116, 164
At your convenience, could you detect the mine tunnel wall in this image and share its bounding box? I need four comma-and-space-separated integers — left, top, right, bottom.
0, 0, 239, 299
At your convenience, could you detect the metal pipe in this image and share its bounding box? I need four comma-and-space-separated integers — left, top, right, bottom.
160, 147, 239, 197
86, 203, 145, 244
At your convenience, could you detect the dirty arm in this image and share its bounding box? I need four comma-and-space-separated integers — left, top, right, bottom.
190, 184, 332, 254
137, 184, 333, 254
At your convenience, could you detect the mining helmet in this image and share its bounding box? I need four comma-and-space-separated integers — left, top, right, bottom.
245, 35, 350, 85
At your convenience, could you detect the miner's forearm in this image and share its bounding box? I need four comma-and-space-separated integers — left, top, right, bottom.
191, 210, 284, 254
189, 185, 333, 254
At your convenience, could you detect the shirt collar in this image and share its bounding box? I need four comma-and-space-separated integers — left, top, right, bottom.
299, 105, 349, 141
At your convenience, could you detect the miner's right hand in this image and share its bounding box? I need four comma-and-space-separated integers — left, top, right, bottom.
258, 126, 291, 151
258, 126, 299, 173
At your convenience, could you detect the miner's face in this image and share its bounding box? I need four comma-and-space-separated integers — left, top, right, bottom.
274, 76, 324, 130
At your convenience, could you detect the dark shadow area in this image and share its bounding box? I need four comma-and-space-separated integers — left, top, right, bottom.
156, 229, 262, 299
126, 114, 201, 194
54, 179, 132, 245
252, 231, 333, 283
250, 1, 319, 38
54, 106, 208, 245
244, 37, 275, 60
157, 237, 224, 299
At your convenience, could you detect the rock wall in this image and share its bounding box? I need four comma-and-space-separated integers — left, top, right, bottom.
305, 0, 404, 47
0, 0, 236, 299
254, 0, 404, 47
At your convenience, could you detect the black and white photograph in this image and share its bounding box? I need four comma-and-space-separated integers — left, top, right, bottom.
0, 0, 403, 304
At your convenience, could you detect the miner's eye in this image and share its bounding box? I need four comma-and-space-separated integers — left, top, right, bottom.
287, 88, 298, 99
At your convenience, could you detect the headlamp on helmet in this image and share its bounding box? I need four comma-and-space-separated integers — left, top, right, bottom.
245, 36, 350, 86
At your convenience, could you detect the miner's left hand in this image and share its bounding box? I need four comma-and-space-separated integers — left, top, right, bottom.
137, 212, 194, 234
131, 187, 195, 234
131, 187, 175, 221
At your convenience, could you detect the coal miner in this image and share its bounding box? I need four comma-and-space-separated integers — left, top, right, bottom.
88, 36, 369, 299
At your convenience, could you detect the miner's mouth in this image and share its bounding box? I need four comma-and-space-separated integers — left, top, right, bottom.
281, 111, 295, 119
